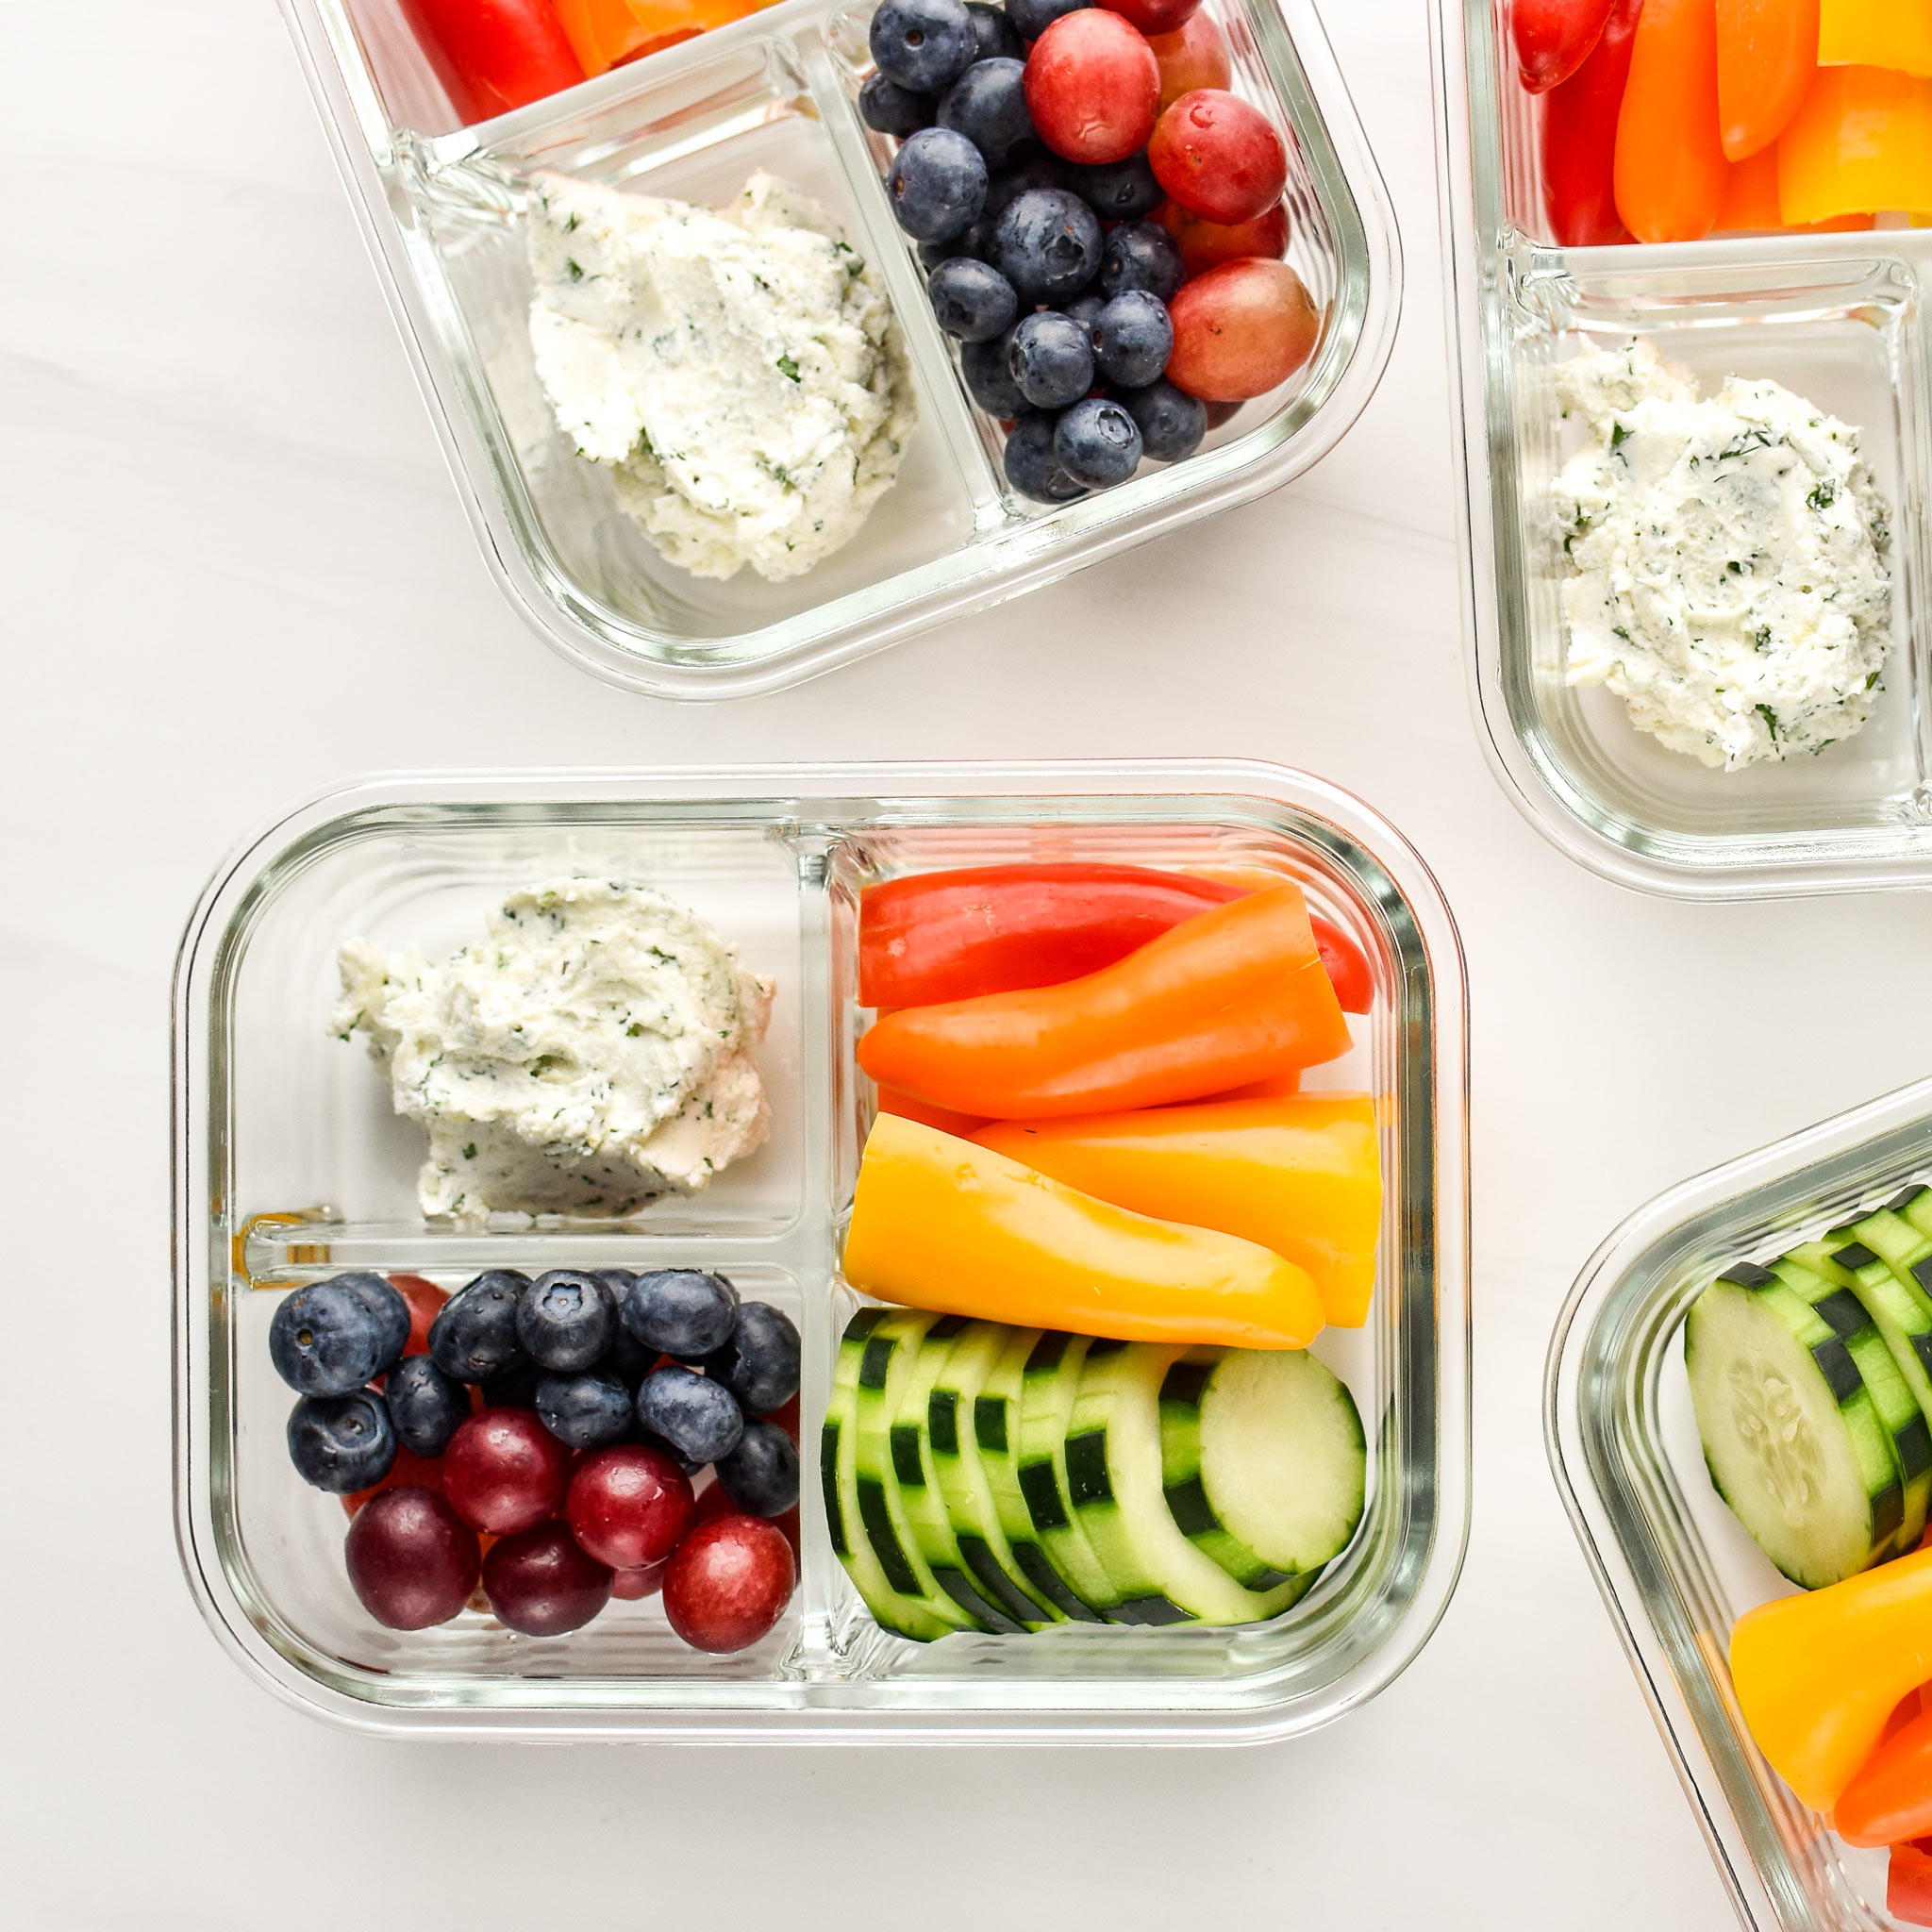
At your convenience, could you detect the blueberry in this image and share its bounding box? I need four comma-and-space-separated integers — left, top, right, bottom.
858, 72, 934, 140
714, 1421, 800, 1518
939, 58, 1033, 166
1003, 414, 1086, 502
993, 188, 1101, 304
703, 1303, 803, 1416
623, 1268, 741, 1358
427, 1270, 530, 1383
870, 0, 978, 94
919, 209, 996, 269
270, 1277, 399, 1397
1091, 289, 1173, 389
1098, 219, 1184, 303
966, 1, 1024, 60
1120, 377, 1208, 462
634, 1426, 705, 1476
928, 257, 1019, 341
887, 125, 989, 243
1008, 0, 1090, 38
961, 332, 1035, 417
384, 1355, 470, 1457
1054, 395, 1143, 487
1066, 150, 1163, 221
515, 1268, 616, 1372
635, 1366, 744, 1465
1008, 308, 1094, 408
339, 1274, 410, 1370
287, 1391, 395, 1493
536, 1369, 635, 1450
984, 147, 1067, 219
480, 1360, 543, 1410
594, 1272, 658, 1384
1064, 290, 1107, 333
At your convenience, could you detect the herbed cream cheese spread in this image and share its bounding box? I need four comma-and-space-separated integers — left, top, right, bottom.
526, 169, 916, 583
333, 878, 774, 1227
1553, 341, 1892, 771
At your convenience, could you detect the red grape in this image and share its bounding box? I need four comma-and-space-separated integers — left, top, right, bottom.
482, 1521, 612, 1636
1149, 10, 1230, 112
610, 1561, 667, 1601
761, 1391, 800, 1441
387, 1274, 448, 1354
442, 1407, 570, 1536
1158, 197, 1290, 275
1024, 10, 1160, 165
1101, 0, 1202, 35
1166, 258, 1320, 401
565, 1444, 693, 1570
344, 1485, 480, 1630
662, 1514, 795, 1654
1149, 88, 1288, 225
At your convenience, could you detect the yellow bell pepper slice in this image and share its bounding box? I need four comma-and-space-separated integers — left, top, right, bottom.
1730, 1546, 1932, 1812
841, 1113, 1325, 1351
972, 1094, 1381, 1329
1779, 64, 1932, 223
1818, 0, 1932, 79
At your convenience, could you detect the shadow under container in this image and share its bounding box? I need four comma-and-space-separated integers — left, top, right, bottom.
1549, 1075, 1932, 1929
173, 759, 1469, 1740
1433, 0, 1932, 898
277, 0, 1399, 699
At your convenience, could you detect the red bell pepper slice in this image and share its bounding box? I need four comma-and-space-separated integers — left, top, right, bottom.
398, 0, 586, 125
1540, 0, 1642, 244
1513, 0, 1618, 92
1893, 1840, 1932, 1927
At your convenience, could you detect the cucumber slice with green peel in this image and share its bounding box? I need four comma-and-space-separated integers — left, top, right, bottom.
974, 1327, 1107, 1624
849, 1308, 989, 1634
925, 1322, 1066, 1628
1016, 1333, 1129, 1619
1686, 1271, 1905, 1589
1763, 1255, 1931, 1556
1063, 1341, 1310, 1625
825, 1311, 954, 1643
1158, 1347, 1367, 1588
1822, 1208, 1932, 1388
890, 1321, 1033, 1634
1887, 1186, 1932, 1247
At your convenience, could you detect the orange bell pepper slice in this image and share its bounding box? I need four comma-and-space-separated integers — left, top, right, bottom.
1615, 0, 1729, 241
1818, 0, 1932, 79
1717, 0, 1819, 160
1837, 1700, 1932, 1845
873, 1085, 991, 1141
855, 886, 1351, 1122
1778, 64, 1932, 224
973, 1094, 1381, 1328
841, 1114, 1325, 1350
551, 0, 774, 75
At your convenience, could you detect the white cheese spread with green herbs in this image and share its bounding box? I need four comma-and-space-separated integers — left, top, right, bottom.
1553, 341, 1892, 771
333, 879, 774, 1227
525, 170, 916, 583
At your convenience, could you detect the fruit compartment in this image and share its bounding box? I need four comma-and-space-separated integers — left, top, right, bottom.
175, 761, 1469, 1739
277, 0, 1398, 697
1434, 0, 1932, 895
1549, 1075, 1932, 1931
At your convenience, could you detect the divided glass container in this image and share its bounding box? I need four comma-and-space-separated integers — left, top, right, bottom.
1432, 0, 1932, 897
1549, 1075, 1932, 1930
172, 758, 1470, 1740
275, 0, 1400, 700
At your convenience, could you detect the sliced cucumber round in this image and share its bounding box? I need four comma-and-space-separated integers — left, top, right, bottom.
1686, 1272, 1904, 1590
1016, 1333, 1126, 1618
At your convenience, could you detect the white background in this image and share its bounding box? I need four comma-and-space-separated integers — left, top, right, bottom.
7, 1, 1926, 1925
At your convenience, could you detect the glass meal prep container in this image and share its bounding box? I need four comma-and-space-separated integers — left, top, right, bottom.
171, 758, 1469, 1740
1549, 1074, 1932, 1930
274, 0, 1399, 701
1432, 0, 1932, 898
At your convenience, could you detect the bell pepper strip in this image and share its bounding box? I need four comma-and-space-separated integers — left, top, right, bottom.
855, 886, 1353, 1121
1729, 1545, 1932, 1812
841, 1114, 1325, 1350
1892, 1840, 1932, 1928
397, 0, 585, 124
1208, 1070, 1303, 1101
1616, 0, 1729, 241
1818, 0, 1932, 79
1512, 0, 1617, 92
1778, 65, 1932, 225
874, 1084, 990, 1141
1541, 0, 1641, 243
972, 1093, 1380, 1328
1717, 0, 1818, 160
1834, 1702, 1932, 1846
553, 0, 779, 75
1715, 143, 1786, 225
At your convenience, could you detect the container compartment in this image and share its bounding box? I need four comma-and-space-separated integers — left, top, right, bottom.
1549, 1077, 1932, 1931
175, 762, 1469, 1739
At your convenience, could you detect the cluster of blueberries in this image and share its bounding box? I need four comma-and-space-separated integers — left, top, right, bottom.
860, 0, 1207, 501
269, 1267, 802, 1518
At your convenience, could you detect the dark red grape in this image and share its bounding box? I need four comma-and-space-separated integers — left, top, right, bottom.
344, 1485, 480, 1630
610, 1561, 667, 1601
482, 1521, 612, 1636
662, 1514, 795, 1654
442, 1407, 570, 1535
566, 1444, 694, 1570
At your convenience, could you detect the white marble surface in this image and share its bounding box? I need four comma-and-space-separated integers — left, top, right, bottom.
8, 2, 1932, 1926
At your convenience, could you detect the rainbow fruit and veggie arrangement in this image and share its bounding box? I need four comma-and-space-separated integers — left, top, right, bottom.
1514, 0, 1932, 245
1687, 1186, 1932, 1923
831, 861, 1382, 1637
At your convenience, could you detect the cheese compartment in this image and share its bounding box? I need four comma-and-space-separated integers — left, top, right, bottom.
275, 0, 1398, 697
174, 762, 1470, 1739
